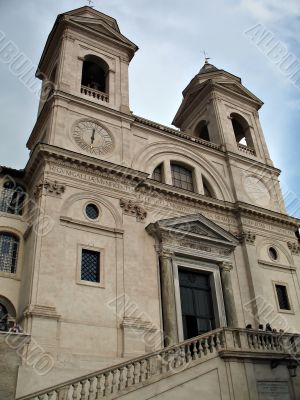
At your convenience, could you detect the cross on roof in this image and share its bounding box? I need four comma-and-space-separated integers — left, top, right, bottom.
87, 0, 94, 6
203, 50, 210, 64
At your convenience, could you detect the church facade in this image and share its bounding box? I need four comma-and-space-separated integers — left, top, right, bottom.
1, 6, 300, 400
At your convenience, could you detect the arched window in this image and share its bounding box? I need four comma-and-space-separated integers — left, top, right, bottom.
152, 164, 163, 182
231, 113, 254, 149
0, 296, 16, 332
0, 233, 19, 274
81, 55, 109, 94
171, 163, 194, 192
0, 303, 8, 331
0, 181, 26, 215
202, 177, 215, 198
195, 120, 210, 142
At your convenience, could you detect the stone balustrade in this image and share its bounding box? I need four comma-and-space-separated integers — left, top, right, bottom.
80, 85, 109, 102
237, 143, 256, 156
17, 328, 300, 400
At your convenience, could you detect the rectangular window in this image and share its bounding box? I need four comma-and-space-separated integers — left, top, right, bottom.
81, 249, 100, 283
275, 284, 290, 311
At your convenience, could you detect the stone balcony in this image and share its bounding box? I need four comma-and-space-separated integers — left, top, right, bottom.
17, 328, 300, 400
237, 143, 256, 156
80, 85, 109, 103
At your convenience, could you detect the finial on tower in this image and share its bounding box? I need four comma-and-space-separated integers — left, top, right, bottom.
203, 50, 210, 64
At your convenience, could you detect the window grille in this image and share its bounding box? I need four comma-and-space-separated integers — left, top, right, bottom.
0, 182, 26, 215
81, 249, 100, 283
0, 233, 19, 274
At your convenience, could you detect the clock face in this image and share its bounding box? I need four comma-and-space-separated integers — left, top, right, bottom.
72, 120, 114, 156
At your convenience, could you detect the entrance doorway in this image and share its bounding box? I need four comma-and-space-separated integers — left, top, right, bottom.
179, 269, 215, 339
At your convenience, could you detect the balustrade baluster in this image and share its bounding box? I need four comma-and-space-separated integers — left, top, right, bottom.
146, 357, 152, 379
119, 367, 126, 390
94, 375, 102, 399
88, 377, 95, 400
186, 343, 192, 362
140, 360, 147, 382
252, 334, 258, 349
167, 350, 174, 371
126, 364, 133, 387
48, 391, 56, 400
160, 352, 167, 373
72, 383, 80, 400
57, 386, 69, 400
174, 348, 181, 368
192, 341, 198, 359
215, 333, 221, 351
203, 338, 209, 355
104, 372, 111, 397
80, 381, 88, 400
133, 362, 141, 384
111, 369, 118, 393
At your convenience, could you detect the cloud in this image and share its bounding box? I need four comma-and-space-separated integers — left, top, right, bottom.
0, 0, 299, 215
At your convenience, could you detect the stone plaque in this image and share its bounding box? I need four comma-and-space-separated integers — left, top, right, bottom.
257, 381, 290, 400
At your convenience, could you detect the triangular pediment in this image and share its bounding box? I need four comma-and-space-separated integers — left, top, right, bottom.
147, 213, 239, 248
214, 81, 262, 105
68, 15, 138, 52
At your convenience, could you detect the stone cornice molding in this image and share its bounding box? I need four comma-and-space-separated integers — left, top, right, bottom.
24, 143, 148, 187
120, 199, 147, 222
225, 152, 281, 176
122, 317, 157, 333
60, 216, 124, 237
23, 305, 61, 320
133, 115, 221, 152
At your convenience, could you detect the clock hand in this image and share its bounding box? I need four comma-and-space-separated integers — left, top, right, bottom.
90, 129, 95, 148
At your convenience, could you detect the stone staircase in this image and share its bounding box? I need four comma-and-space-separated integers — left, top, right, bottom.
17, 328, 300, 400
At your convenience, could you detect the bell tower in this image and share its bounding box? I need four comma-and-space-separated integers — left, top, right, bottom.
173, 61, 286, 214
27, 6, 138, 158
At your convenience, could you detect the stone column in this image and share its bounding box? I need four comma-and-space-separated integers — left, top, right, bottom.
159, 250, 178, 346
220, 262, 238, 328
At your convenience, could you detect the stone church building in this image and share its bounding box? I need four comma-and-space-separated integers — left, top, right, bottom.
0, 6, 300, 400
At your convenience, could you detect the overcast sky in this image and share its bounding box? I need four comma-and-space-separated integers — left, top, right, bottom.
0, 0, 299, 216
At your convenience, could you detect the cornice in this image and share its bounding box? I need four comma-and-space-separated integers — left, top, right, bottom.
236, 202, 299, 228
133, 115, 221, 152
24, 143, 148, 185
225, 151, 281, 175
19, 144, 299, 231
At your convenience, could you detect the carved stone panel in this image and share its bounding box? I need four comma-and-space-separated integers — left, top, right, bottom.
120, 199, 147, 222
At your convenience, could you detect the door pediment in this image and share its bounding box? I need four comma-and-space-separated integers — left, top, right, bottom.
146, 213, 239, 256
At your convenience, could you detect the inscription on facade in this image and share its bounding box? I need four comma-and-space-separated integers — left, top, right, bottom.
49, 164, 135, 193
257, 381, 290, 400
242, 218, 295, 238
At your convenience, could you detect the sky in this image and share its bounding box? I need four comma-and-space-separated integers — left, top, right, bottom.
0, 0, 299, 217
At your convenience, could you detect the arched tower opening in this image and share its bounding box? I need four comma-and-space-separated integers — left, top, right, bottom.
81, 55, 109, 94
231, 113, 254, 150
195, 120, 210, 142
